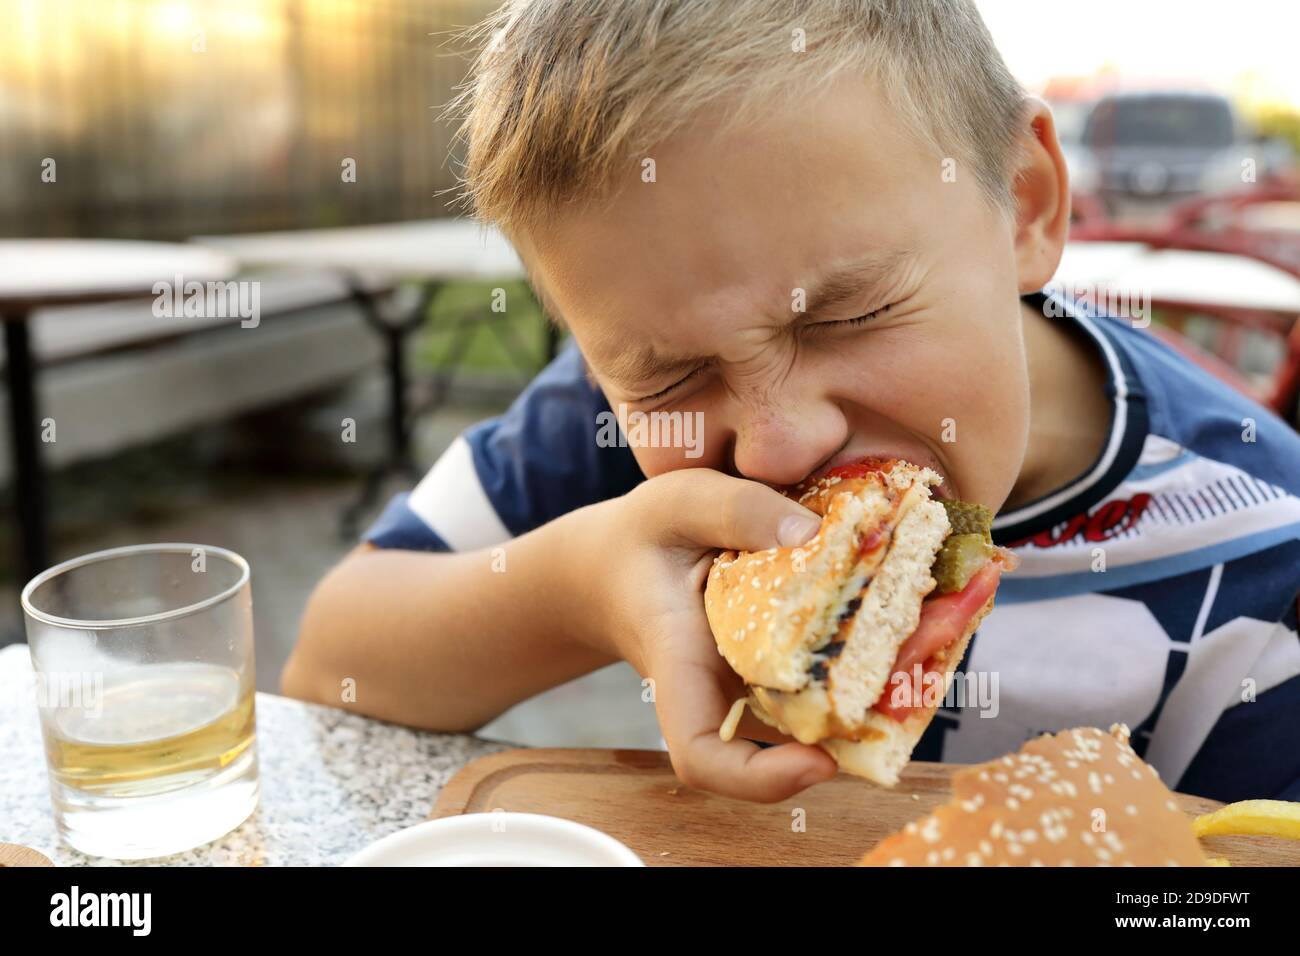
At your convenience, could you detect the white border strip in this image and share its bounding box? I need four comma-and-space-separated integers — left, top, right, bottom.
407, 435, 513, 551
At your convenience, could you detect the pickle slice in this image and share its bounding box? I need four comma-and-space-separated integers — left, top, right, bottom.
941, 499, 994, 539
931, 533, 994, 594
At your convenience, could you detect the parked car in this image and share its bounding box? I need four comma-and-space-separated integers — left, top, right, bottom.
1061, 90, 1294, 204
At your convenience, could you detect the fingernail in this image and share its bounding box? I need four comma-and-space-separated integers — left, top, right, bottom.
777, 514, 821, 547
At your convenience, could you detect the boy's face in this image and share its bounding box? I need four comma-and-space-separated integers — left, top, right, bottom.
516, 75, 1047, 510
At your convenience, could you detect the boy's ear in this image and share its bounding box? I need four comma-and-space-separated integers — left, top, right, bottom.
1010, 97, 1071, 295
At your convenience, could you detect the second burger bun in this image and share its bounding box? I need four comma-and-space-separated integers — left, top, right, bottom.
859, 725, 1210, 866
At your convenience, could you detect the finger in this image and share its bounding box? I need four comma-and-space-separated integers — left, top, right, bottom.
703, 648, 793, 744
734, 708, 796, 745
649, 468, 823, 554
651, 651, 837, 802
707, 654, 796, 746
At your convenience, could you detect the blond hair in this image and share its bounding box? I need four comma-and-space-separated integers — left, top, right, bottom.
450, 0, 1027, 232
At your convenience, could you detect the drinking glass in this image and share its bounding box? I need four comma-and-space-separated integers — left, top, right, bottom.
21, 543, 259, 859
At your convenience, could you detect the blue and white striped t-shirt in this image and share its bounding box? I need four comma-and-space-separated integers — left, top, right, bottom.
366, 291, 1300, 802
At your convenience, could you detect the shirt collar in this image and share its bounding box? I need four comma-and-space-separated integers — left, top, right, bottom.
992, 289, 1150, 546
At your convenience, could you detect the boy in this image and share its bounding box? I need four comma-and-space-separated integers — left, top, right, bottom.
282, 0, 1300, 804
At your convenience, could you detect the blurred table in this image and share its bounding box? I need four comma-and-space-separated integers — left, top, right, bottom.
0, 240, 235, 583
0, 644, 507, 866
194, 220, 544, 535
195, 219, 525, 281
1055, 241, 1300, 314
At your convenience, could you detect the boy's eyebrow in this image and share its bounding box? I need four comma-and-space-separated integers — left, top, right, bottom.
565, 249, 916, 392
597, 346, 702, 393
801, 249, 916, 319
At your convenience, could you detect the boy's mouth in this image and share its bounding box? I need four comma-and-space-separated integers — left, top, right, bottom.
809, 452, 956, 500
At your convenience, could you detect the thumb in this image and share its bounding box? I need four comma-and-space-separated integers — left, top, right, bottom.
646, 468, 823, 553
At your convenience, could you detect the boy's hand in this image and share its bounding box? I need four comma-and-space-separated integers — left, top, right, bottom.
573, 468, 839, 802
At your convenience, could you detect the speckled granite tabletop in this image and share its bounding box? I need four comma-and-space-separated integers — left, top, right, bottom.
0, 644, 509, 866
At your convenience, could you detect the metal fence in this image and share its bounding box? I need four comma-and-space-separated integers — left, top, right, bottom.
0, 0, 497, 239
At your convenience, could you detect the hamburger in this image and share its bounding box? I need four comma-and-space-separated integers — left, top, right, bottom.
704, 458, 1014, 786
858, 724, 1211, 866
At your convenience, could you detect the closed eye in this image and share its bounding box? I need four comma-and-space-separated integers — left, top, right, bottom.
814, 303, 895, 329
632, 363, 709, 404
629, 303, 894, 401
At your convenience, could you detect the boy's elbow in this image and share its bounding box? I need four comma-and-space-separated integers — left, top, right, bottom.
279, 620, 335, 706
279, 552, 365, 705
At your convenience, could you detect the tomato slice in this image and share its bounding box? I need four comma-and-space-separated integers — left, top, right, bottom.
872, 561, 1002, 721
824, 458, 898, 482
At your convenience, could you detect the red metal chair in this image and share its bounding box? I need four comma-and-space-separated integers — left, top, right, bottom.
1067, 177, 1300, 426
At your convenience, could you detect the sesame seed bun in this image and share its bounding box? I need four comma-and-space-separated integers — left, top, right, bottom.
858, 724, 1211, 867
705, 459, 995, 786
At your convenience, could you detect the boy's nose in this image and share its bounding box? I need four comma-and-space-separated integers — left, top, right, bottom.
727, 401, 847, 489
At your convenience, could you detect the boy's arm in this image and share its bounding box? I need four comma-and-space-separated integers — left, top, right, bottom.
281, 339, 639, 729
281, 511, 617, 733
284, 468, 837, 802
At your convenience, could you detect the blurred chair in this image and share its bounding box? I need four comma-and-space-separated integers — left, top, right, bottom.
1065, 175, 1300, 425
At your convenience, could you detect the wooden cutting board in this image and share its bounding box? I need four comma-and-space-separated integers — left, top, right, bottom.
432, 748, 1300, 866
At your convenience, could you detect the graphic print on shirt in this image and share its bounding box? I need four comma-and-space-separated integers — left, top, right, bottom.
930, 433, 1300, 787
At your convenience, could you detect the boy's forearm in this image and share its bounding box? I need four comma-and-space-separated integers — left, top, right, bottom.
281, 509, 618, 731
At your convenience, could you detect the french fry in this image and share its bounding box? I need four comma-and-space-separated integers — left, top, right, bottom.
1192, 800, 1300, 840
1205, 857, 1231, 867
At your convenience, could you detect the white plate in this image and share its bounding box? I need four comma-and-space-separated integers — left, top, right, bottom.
344, 813, 645, 867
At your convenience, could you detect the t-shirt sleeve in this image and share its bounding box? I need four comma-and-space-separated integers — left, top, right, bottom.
363, 339, 644, 553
